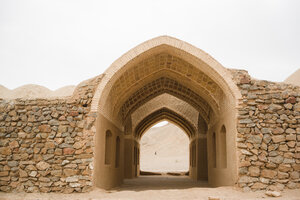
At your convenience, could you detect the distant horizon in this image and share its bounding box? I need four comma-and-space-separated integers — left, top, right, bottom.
0, 83, 76, 91
0, 66, 299, 90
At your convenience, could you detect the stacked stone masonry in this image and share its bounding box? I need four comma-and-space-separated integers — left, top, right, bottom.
232, 69, 300, 191
0, 76, 103, 193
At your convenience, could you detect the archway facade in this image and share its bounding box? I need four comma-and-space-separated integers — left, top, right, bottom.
1, 36, 299, 193
92, 36, 241, 189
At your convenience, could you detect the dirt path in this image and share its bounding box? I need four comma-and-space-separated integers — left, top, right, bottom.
1, 176, 299, 200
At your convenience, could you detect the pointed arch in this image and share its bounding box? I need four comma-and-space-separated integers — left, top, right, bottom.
92, 35, 241, 117
135, 107, 196, 139
131, 93, 199, 130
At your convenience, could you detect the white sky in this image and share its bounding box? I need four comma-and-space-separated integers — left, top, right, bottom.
0, 0, 299, 90
152, 121, 169, 128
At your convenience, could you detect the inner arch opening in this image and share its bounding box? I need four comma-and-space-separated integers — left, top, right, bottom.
140, 120, 189, 174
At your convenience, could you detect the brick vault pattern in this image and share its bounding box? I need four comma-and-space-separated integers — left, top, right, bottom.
109, 53, 222, 119
119, 77, 212, 123
131, 94, 199, 130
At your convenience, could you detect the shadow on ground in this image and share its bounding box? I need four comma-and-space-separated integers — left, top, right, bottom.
114, 175, 210, 191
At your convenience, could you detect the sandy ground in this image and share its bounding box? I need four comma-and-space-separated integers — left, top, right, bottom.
0, 176, 299, 200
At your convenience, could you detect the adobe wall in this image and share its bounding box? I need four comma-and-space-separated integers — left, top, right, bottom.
232, 69, 300, 191
0, 75, 103, 193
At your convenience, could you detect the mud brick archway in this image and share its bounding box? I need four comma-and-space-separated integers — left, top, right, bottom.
91, 36, 241, 189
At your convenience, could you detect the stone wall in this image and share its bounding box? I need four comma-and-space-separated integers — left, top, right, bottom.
0, 75, 103, 193
232, 69, 300, 191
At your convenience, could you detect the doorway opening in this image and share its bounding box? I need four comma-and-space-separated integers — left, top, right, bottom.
140, 120, 189, 175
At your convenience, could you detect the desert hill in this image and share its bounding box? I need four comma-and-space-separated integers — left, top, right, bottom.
0, 84, 76, 99
0, 85, 11, 97
53, 85, 76, 97
284, 68, 300, 86
11, 84, 52, 99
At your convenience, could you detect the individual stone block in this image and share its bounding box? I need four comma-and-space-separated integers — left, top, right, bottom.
272, 135, 285, 143
261, 169, 277, 179
36, 161, 50, 171
249, 166, 260, 177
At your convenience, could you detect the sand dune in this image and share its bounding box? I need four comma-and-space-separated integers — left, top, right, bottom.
0, 84, 75, 99
53, 85, 76, 97
0, 85, 11, 97
284, 68, 300, 86
10, 84, 52, 99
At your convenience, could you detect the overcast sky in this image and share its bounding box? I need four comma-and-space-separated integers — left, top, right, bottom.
0, 0, 299, 90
